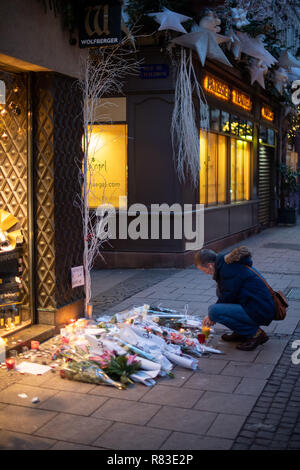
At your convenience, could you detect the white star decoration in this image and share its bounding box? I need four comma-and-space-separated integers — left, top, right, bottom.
227, 28, 242, 60
249, 59, 268, 88
148, 7, 192, 34
172, 29, 232, 67
278, 50, 300, 70
236, 32, 277, 68
274, 67, 289, 94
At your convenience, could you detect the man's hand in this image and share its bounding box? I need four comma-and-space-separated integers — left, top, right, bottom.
202, 315, 215, 327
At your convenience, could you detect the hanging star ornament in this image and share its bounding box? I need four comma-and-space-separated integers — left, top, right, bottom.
230, 7, 250, 29
288, 67, 300, 82
227, 28, 242, 60
172, 29, 232, 67
274, 67, 289, 94
278, 50, 300, 70
249, 59, 268, 88
236, 32, 277, 68
148, 7, 192, 34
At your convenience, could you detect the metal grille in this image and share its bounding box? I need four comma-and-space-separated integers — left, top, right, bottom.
258, 145, 273, 226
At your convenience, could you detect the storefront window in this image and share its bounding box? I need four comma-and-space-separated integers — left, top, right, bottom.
259, 125, 268, 144
259, 126, 275, 147
86, 124, 128, 209
199, 131, 227, 205
230, 139, 251, 202
221, 111, 230, 133
267, 129, 275, 146
210, 108, 220, 132
231, 115, 239, 136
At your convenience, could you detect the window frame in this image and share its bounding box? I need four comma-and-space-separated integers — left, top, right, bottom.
85, 120, 128, 210
199, 121, 253, 207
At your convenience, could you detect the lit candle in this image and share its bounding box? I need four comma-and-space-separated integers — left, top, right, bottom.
5, 358, 16, 370
31, 340, 40, 350
201, 326, 210, 339
87, 304, 93, 317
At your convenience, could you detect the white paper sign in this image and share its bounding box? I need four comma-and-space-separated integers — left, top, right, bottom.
71, 266, 85, 288
16, 362, 51, 375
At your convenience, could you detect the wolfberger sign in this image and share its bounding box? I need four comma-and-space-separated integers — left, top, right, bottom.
79, 1, 122, 48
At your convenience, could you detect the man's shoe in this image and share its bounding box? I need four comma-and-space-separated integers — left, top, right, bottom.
221, 332, 248, 342
236, 329, 269, 351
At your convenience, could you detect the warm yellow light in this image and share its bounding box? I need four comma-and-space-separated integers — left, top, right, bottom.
84, 124, 128, 209
232, 89, 252, 111
261, 106, 274, 122
203, 75, 230, 101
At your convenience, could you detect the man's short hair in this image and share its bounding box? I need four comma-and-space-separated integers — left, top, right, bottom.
194, 249, 217, 267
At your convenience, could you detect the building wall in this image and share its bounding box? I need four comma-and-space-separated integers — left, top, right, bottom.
32, 72, 84, 326
0, 0, 87, 78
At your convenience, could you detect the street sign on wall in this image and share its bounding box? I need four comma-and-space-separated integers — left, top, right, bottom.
79, 1, 122, 48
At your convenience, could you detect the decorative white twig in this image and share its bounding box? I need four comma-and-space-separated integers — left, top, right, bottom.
171, 48, 209, 187
76, 35, 141, 318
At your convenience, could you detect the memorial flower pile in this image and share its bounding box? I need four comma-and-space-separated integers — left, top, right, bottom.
57, 304, 222, 388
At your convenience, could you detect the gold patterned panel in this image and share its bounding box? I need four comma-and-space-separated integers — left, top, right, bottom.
0, 71, 31, 321
33, 80, 56, 311
33, 73, 84, 319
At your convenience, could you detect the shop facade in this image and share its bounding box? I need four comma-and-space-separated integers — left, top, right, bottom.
0, 1, 86, 342
92, 47, 281, 268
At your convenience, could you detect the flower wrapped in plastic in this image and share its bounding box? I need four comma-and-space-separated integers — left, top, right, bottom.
59, 344, 142, 387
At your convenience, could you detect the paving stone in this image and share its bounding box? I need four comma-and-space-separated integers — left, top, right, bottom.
50, 442, 105, 450
14, 372, 54, 387
91, 398, 160, 425
38, 391, 108, 416
157, 368, 195, 388
195, 358, 229, 374
184, 373, 241, 393
221, 362, 274, 380
207, 413, 246, 439
211, 342, 261, 362
0, 430, 55, 450
160, 432, 233, 450
34, 413, 112, 445
254, 340, 289, 365
0, 383, 58, 408
0, 405, 57, 434
88, 383, 151, 400
93, 422, 170, 450
234, 378, 267, 396
140, 385, 204, 408
40, 375, 96, 394
194, 391, 257, 416
147, 405, 217, 434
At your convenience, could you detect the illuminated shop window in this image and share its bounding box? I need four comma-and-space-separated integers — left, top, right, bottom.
231, 115, 239, 136
230, 139, 251, 202
86, 123, 128, 209
210, 107, 220, 132
199, 131, 227, 206
200, 130, 251, 206
221, 111, 230, 133
259, 126, 275, 147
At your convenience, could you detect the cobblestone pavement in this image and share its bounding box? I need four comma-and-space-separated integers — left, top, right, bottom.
0, 223, 299, 450
232, 324, 300, 450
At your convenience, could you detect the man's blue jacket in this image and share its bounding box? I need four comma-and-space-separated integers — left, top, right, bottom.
214, 246, 275, 326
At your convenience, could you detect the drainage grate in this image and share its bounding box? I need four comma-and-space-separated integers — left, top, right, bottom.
286, 287, 300, 300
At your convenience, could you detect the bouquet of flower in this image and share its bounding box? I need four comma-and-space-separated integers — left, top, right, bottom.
59, 343, 142, 387
165, 331, 203, 357
102, 353, 141, 385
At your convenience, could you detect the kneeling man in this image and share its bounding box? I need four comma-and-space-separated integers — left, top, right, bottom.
195, 246, 275, 351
